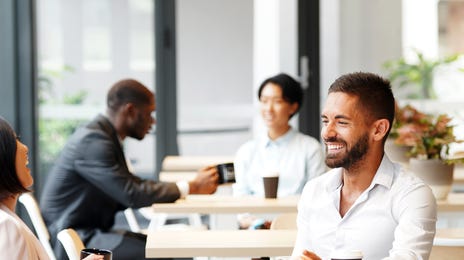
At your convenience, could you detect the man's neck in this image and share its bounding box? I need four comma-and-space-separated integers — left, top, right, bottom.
106, 111, 126, 140
268, 125, 291, 140
339, 150, 384, 217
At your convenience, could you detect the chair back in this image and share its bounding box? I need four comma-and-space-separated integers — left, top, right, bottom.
270, 213, 297, 230
57, 228, 85, 260
18, 192, 56, 260
124, 208, 142, 233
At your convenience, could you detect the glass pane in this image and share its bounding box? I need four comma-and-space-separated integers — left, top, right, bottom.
130, 0, 155, 71
176, 0, 254, 157
82, 0, 112, 71
37, 0, 156, 189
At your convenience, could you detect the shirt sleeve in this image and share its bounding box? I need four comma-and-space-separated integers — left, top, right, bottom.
305, 139, 326, 180
385, 183, 437, 260
292, 183, 312, 257
232, 142, 253, 196
74, 131, 181, 207
176, 181, 190, 198
0, 217, 29, 260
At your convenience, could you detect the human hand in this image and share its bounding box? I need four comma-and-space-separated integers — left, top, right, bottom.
188, 165, 219, 194
82, 254, 105, 260
238, 213, 256, 229
301, 250, 321, 260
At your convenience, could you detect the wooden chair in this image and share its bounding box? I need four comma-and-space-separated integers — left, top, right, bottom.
270, 213, 297, 230
57, 228, 85, 260
18, 192, 56, 260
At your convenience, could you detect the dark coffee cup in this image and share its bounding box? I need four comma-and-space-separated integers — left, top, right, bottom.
216, 162, 235, 184
263, 175, 279, 198
81, 248, 112, 260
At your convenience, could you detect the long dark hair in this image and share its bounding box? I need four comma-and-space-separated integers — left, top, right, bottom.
0, 117, 29, 201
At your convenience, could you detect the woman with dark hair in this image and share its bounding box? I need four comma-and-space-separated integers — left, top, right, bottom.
233, 73, 326, 228
0, 117, 102, 259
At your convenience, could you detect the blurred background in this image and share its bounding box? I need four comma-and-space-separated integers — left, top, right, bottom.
2, 0, 464, 197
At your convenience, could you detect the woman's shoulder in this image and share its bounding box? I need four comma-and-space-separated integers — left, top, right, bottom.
236, 138, 260, 155
0, 207, 23, 239
291, 132, 322, 150
0, 208, 33, 259
291, 131, 319, 142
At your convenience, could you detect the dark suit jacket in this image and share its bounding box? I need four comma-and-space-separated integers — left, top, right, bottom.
40, 115, 180, 254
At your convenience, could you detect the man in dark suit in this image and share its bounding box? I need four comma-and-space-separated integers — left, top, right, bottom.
40, 79, 219, 260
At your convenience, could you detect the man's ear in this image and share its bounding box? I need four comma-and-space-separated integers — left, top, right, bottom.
372, 119, 390, 141
122, 103, 136, 116
289, 102, 299, 117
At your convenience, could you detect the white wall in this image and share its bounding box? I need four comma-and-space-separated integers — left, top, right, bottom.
176, 0, 298, 155
321, 0, 403, 108
176, 0, 253, 108
253, 0, 298, 137
176, 0, 254, 155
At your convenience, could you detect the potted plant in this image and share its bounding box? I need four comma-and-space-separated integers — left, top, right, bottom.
385, 104, 426, 165
393, 104, 463, 199
383, 50, 459, 99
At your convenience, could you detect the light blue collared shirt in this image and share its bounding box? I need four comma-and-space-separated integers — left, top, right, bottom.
233, 127, 326, 197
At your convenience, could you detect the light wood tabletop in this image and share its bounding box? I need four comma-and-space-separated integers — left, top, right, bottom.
453, 165, 464, 185
159, 171, 197, 182
162, 155, 234, 171
151, 195, 299, 214
437, 193, 464, 212
146, 229, 296, 258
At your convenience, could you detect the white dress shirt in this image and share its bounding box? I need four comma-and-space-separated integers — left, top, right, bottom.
233, 127, 326, 197
0, 203, 49, 260
292, 156, 437, 260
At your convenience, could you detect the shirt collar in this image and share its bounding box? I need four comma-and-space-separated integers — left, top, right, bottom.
326, 154, 395, 192
261, 127, 297, 148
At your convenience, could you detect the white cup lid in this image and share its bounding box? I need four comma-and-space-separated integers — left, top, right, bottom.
330, 249, 363, 259
261, 171, 279, 177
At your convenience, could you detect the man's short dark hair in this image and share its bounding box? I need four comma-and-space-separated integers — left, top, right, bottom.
258, 73, 303, 118
107, 79, 153, 112
328, 72, 395, 140
0, 117, 29, 201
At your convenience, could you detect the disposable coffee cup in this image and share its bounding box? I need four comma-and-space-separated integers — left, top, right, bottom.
330, 249, 363, 260
262, 172, 279, 198
216, 162, 235, 184
81, 248, 112, 260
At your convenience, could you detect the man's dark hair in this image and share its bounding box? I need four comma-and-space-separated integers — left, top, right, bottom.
0, 117, 29, 201
258, 73, 303, 118
107, 79, 153, 112
328, 72, 395, 141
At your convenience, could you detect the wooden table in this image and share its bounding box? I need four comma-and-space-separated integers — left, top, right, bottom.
151, 195, 299, 214
453, 165, 464, 185
437, 193, 464, 212
146, 229, 296, 258
162, 156, 234, 171
159, 171, 197, 182
434, 229, 464, 250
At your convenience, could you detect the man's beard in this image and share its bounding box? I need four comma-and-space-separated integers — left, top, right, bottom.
325, 133, 369, 170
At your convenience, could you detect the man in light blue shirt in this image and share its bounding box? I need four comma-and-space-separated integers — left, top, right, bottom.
234, 127, 325, 197
233, 73, 325, 229
234, 73, 325, 198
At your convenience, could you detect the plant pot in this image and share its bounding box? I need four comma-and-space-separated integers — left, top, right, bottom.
385, 138, 410, 166
409, 158, 454, 200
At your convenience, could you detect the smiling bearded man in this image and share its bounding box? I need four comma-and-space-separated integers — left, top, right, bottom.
291, 72, 437, 260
